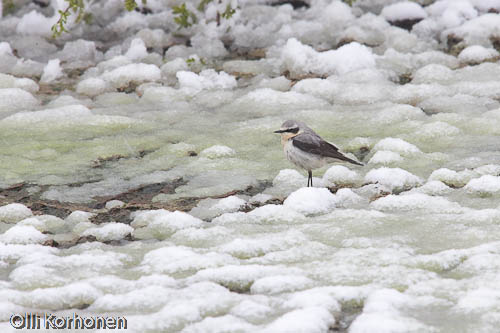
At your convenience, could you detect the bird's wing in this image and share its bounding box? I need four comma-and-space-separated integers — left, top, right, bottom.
292, 134, 363, 166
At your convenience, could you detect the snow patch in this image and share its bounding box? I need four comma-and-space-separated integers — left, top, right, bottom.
0, 225, 47, 244
0, 203, 33, 223
281, 38, 375, 77
40, 59, 63, 83
465, 175, 500, 196
82, 223, 133, 242
200, 145, 236, 159
284, 187, 337, 215
364, 167, 422, 192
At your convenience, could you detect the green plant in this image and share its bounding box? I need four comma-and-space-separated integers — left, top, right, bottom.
197, 0, 213, 12
173, 3, 197, 29
51, 0, 238, 37
52, 0, 140, 38
124, 0, 138, 11
342, 0, 356, 6
2, 0, 16, 16
221, 4, 235, 20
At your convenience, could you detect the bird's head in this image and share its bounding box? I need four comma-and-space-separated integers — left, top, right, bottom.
274, 120, 303, 144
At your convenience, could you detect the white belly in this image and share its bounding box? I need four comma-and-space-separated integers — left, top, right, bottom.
283, 140, 327, 171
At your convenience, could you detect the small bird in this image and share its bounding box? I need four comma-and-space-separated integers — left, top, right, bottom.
274, 120, 363, 187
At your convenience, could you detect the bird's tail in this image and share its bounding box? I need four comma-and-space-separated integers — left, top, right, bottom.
342, 154, 363, 166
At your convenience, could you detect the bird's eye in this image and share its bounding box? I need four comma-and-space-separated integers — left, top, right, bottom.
287, 127, 299, 133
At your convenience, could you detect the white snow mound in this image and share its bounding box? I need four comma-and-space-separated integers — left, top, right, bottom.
0, 203, 33, 223
284, 187, 337, 215
465, 175, 500, 196
281, 38, 375, 77
364, 167, 422, 191
381, 2, 428, 22
458, 45, 499, 63
177, 69, 237, 93
0, 225, 47, 244
200, 145, 236, 159
82, 223, 134, 242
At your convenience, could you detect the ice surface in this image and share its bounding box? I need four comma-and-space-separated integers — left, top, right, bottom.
2, 1, 500, 331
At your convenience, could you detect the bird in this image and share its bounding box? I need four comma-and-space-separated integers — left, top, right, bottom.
274, 119, 363, 187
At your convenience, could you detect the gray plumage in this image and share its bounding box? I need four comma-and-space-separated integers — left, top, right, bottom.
274, 120, 363, 187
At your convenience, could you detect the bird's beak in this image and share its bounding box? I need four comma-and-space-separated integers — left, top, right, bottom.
274, 129, 286, 133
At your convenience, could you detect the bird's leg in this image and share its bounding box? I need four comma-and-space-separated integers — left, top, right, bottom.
308, 170, 312, 187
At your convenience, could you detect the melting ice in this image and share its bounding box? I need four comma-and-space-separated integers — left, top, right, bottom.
2, 0, 500, 332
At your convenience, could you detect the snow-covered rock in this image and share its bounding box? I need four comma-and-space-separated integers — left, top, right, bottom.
458, 45, 499, 63
364, 167, 423, 192
0, 225, 47, 244
281, 38, 375, 77
200, 145, 236, 159
0, 203, 33, 223
82, 223, 133, 242
283, 187, 337, 215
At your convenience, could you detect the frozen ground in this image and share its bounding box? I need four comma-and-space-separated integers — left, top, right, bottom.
1, 0, 500, 332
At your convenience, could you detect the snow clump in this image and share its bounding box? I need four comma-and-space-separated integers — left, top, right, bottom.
200, 145, 236, 159
177, 69, 237, 93
40, 59, 63, 83
458, 45, 499, 63
381, 2, 428, 22
0, 225, 47, 244
364, 167, 422, 192
82, 223, 134, 242
465, 175, 500, 196
0, 203, 33, 223
281, 38, 376, 78
283, 187, 337, 215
